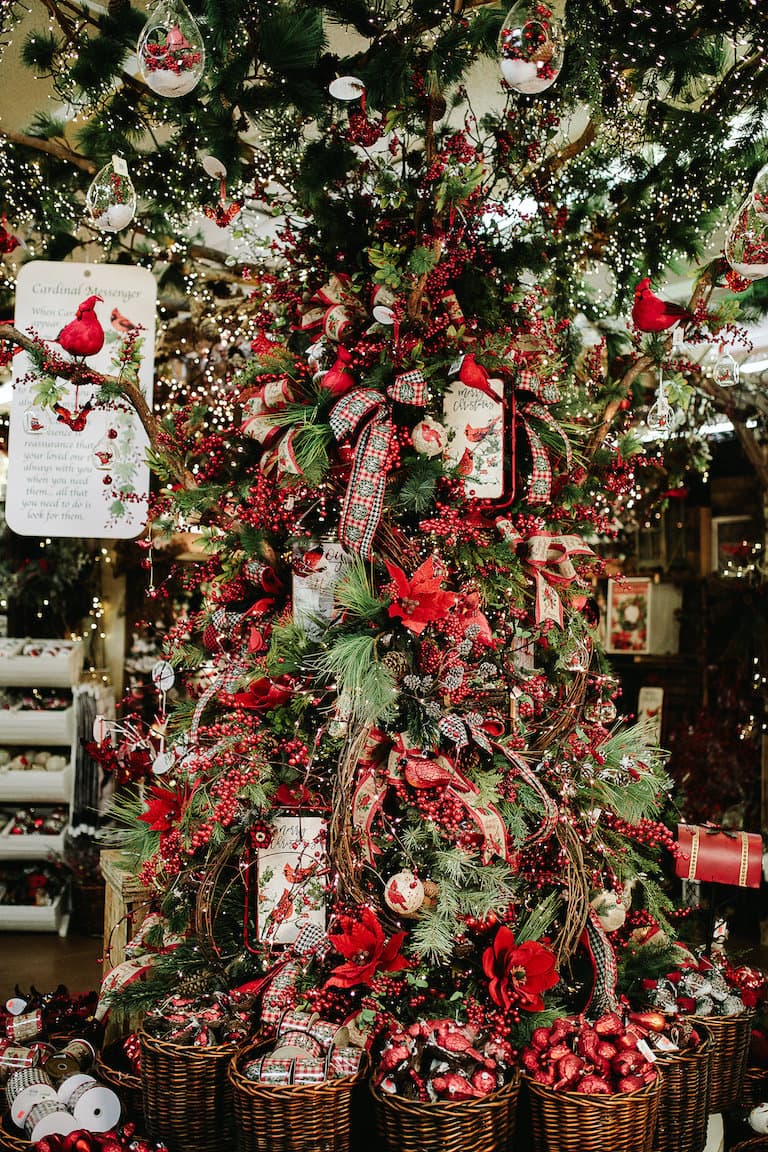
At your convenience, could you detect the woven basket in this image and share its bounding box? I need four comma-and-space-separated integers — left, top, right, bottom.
95, 1039, 144, 1124
744, 1065, 768, 1107
0, 1113, 27, 1152
732, 1140, 768, 1152
139, 1027, 237, 1152
525, 1072, 661, 1152
688, 1008, 753, 1113
373, 1070, 520, 1152
653, 1025, 711, 1152
229, 1041, 368, 1152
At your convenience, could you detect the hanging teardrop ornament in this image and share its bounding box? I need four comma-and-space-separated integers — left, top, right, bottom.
23, 406, 47, 435
85, 156, 137, 232
712, 349, 740, 388
137, 0, 205, 98
498, 1, 564, 94
647, 375, 674, 436
751, 162, 768, 224
725, 196, 768, 281
94, 427, 118, 470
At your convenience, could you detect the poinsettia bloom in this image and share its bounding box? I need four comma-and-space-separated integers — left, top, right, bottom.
482, 926, 558, 1012
325, 907, 409, 988
138, 784, 189, 832
228, 675, 293, 711
385, 557, 456, 635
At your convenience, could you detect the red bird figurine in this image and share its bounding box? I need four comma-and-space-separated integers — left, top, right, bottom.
631, 278, 692, 332
53, 398, 94, 432
458, 353, 502, 402
56, 295, 105, 357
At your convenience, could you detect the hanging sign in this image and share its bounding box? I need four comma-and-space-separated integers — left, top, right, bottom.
6, 261, 156, 539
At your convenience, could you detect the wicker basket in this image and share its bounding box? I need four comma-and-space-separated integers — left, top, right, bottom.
95, 1039, 144, 1124
744, 1065, 768, 1107
229, 1041, 368, 1152
688, 1009, 753, 1114
525, 1072, 661, 1152
732, 1140, 768, 1152
373, 1070, 520, 1152
0, 1113, 27, 1152
139, 1027, 237, 1152
653, 1025, 711, 1152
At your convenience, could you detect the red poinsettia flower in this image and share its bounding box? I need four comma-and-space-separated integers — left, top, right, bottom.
138, 783, 190, 832
385, 557, 456, 635
325, 907, 409, 989
227, 675, 293, 711
482, 926, 558, 1012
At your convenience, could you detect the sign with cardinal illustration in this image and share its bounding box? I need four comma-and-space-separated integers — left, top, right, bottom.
6, 261, 156, 538
256, 814, 328, 945
443, 379, 505, 500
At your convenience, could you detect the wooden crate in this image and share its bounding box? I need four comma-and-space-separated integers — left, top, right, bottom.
100, 849, 153, 975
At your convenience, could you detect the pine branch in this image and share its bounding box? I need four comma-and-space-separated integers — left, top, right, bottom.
0, 127, 96, 173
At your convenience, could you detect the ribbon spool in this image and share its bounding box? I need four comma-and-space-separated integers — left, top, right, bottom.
5, 1009, 43, 1043
6, 1066, 57, 1127
58, 1075, 121, 1132
0, 1044, 38, 1084
45, 1038, 95, 1080
24, 1098, 78, 1142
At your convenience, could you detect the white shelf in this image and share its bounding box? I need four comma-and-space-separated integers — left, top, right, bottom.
0, 891, 65, 933
0, 765, 72, 804
0, 706, 74, 745
0, 641, 84, 688
0, 821, 66, 860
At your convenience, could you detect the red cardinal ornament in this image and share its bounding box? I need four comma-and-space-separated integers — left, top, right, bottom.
632, 278, 692, 332
317, 346, 356, 397
57, 295, 105, 357
53, 398, 94, 431
458, 353, 502, 401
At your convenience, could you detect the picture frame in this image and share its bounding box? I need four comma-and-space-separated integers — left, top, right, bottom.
710, 515, 756, 578
606, 577, 651, 654
256, 813, 328, 946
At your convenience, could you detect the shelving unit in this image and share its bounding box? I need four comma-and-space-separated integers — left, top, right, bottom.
0, 638, 84, 934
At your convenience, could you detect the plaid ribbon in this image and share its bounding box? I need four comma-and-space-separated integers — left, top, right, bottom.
495, 525, 594, 625
330, 388, 391, 558
330, 374, 424, 557
581, 907, 619, 1016
515, 370, 571, 506
493, 743, 559, 848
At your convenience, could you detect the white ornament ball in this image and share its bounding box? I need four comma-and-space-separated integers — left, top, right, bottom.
590, 889, 627, 933
384, 871, 426, 918
411, 417, 447, 458
749, 1104, 768, 1134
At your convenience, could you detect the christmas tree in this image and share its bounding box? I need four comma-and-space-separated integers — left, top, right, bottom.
1, 0, 767, 1123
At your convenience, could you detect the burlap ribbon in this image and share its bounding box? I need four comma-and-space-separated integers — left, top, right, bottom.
330, 371, 426, 558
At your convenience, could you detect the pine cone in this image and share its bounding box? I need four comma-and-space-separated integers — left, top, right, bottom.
176, 972, 213, 998
380, 652, 410, 679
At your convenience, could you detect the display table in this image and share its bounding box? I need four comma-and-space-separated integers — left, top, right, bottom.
100, 849, 152, 975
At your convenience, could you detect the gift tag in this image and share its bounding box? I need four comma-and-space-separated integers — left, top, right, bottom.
637, 1039, 657, 1062
111, 154, 128, 177
372, 305, 395, 325
152, 751, 173, 776
6, 997, 27, 1016
92, 715, 111, 744
151, 661, 175, 692
329, 76, 365, 100
448, 355, 465, 375
201, 155, 227, 179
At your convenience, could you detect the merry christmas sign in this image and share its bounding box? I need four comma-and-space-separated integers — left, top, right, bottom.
6, 261, 156, 538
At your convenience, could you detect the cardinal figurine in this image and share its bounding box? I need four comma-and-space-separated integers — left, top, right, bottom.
631, 278, 692, 332
317, 346, 356, 398
53, 398, 95, 431
457, 353, 502, 402
56, 295, 105, 357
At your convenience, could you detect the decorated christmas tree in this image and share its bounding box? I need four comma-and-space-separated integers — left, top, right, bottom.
1, 0, 768, 1141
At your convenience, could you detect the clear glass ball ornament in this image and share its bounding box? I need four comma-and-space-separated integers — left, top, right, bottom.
751, 163, 768, 224
725, 197, 768, 281
137, 0, 205, 98
498, 1, 564, 94
712, 350, 739, 388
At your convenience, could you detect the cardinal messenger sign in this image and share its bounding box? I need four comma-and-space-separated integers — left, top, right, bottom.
6, 261, 156, 538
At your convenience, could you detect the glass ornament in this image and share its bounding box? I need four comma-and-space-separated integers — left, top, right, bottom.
85, 162, 136, 232
712, 350, 739, 389
563, 638, 590, 672
751, 162, 768, 224
647, 379, 675, 436
498, 1, 564, 95
93, 428, 118, 470
23, 406, 47, 435
725, 197, 768, 281
137, 0, 205, 98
